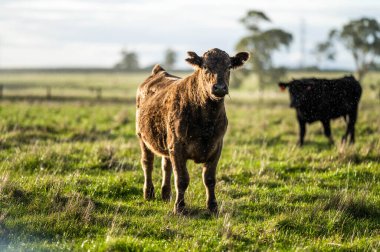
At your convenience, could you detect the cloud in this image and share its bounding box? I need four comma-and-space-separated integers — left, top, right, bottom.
0, 0, 379, 68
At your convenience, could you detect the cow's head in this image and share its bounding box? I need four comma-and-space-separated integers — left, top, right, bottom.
279, 79, 312, 108
186, 48, 249, 99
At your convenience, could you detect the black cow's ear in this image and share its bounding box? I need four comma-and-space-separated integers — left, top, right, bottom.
185, 51, 203, 68
230, 52, 250, 69
278, 82, 289, 91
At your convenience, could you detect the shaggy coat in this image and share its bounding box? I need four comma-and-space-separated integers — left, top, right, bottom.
279, 75, 362, 146
136, 48, 249, 214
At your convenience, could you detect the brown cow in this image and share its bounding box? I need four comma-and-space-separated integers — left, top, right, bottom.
136, 48, 249, 214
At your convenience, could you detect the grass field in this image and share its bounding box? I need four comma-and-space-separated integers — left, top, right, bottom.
0, 71, 379, 251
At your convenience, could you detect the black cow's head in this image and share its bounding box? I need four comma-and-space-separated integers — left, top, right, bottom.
186, 48, 249, 99
279, 79, 313, 108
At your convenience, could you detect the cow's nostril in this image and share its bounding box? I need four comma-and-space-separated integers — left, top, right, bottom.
213, 85, 221, 92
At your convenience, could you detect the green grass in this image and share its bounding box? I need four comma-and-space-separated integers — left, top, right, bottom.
0, 71, 379, 251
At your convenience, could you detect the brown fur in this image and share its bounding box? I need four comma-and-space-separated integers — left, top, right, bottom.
136, 48, 249, 214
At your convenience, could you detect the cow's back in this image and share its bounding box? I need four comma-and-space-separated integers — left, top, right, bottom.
136, 65, 181, 156
136, 65, 180, 108
297, 77, 361, 122
328, 77, 361, 116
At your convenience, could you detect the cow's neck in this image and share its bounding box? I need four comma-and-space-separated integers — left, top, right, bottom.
178, 71, 224, 122
182, 70, 225, 108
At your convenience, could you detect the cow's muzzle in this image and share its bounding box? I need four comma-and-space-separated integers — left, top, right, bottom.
212, 83, 228, 97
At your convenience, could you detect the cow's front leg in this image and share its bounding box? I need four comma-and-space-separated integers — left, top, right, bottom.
322, 119, 334, 145
203, 143, 222, 214
169, 144, 189, 214
298, 118, 306, 146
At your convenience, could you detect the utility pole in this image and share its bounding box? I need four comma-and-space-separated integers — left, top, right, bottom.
299, 18, 306, 69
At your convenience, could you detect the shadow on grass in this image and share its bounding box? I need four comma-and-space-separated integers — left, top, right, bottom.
250, 135, 289, 147
0, 131, 59, 150
300, 140, 335, 150
324, 193, 380, 220
0, 129, 120, 150
276, 192, 380, 239
338, 153, 380, 164
165, 206, 216, 220
0, 130, 117, 150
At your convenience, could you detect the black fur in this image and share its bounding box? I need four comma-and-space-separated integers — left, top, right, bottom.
279, 75, 362, 146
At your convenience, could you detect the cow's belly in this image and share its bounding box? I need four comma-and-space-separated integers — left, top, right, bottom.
137, 110, 169, 157
297, 106, 349, 123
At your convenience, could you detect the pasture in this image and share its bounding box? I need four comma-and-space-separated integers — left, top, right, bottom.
0, 71, 379, 251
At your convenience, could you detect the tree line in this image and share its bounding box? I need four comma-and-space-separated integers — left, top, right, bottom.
114, 10, 380, 86
114, 48, 177, 71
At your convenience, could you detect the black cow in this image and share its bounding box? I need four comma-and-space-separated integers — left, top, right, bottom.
279, 75, 362, 146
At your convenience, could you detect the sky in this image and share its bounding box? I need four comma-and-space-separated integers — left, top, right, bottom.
0, 0, 379, 69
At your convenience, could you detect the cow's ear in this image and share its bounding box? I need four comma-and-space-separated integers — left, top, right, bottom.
230, 52, 250, 69
278, 82, 289, 91
185, 51, 203, 68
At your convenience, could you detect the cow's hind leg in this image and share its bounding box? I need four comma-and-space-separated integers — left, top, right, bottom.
322, 119, 334, 145
139, 140, 155, 200
342, 109, 357, 144
348, 109, 358, 144
203, 143, 222, 214
161, 157, 172, 201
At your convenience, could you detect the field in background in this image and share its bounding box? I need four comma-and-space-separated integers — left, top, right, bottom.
0, 70, 379, 100
0, 71, 379, 251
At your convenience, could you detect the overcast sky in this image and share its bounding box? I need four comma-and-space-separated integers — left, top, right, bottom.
0, 0, 379, 69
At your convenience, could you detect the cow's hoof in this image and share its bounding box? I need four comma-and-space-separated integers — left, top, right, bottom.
144, 186, 155, 200
161, 186, 171, 202
173, 203, 186, 215
208, 203, 218, 215
341, 137, 347, 144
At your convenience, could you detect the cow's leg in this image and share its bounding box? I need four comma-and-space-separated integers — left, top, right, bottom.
139, 140, 155, 200
161, 157, 172, 201
298, 119, 306, 146
342, 114, 349, 144
170, 144, 189, 214
322, 119, 334, 144
342, 110, 357, 144
348, 109, 358, 144
203, 143, 222, 214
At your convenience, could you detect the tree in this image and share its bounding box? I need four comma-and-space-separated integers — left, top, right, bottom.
313, 30, 337, 68
114, 49, 140, 71
235, 10, 293, 90
315, 17, 380, 81
163, 48, 177, 70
